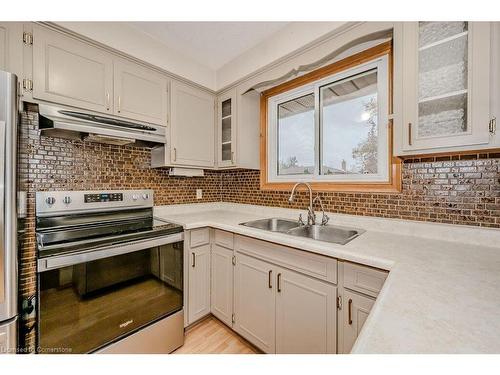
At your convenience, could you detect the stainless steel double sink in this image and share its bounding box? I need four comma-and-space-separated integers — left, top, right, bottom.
240, 218, 364, 245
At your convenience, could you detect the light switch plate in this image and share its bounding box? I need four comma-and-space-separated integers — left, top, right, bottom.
196, 189, 203, 199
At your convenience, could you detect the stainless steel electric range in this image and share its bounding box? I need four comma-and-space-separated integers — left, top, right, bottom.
35, 190, 184, 354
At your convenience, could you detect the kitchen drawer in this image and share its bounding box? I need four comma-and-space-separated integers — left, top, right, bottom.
343, 262, 388, 298
214, 229, 234, 249
190, 228, 210, 248
235, 235, 337, 284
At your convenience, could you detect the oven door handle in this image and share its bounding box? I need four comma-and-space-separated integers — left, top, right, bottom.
37, 232, 184, 272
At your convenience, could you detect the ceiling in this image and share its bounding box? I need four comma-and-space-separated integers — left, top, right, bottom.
129, 22, 290, 70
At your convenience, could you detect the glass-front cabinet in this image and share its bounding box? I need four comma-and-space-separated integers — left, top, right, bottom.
217, 89, 236, 167
399, 22, 491, 152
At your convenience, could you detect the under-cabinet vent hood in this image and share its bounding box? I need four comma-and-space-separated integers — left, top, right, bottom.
38, 104, 167, 147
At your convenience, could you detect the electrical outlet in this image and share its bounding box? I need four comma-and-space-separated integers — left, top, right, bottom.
196, 189, 203, 200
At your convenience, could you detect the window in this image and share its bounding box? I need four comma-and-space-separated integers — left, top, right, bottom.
261, 42, 401, 192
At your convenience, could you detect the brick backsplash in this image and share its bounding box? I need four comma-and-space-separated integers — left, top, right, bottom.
16, 104, 499, 352
220, 157, 500, 228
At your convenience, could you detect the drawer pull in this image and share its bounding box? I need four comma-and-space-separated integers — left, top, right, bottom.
277, 273, 282, 293
192, 252, 195, 268
268, 270, 272, 289
348, 298, 353, 325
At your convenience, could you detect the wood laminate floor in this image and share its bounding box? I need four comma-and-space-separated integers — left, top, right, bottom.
173, 316, 260, 354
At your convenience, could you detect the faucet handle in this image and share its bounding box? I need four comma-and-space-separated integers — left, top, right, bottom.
298, 214, 305, 226
321, 213, 330, 226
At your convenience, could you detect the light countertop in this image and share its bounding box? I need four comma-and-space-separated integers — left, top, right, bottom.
154, 202, 500, 354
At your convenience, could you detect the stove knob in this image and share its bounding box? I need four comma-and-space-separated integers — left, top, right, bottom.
46, 197, 56, 205
132, 194, 139, 201
142, 193, 150, 200
63, 196, 72, 205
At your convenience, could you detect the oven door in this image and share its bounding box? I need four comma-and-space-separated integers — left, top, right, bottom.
37, 237, 183, 354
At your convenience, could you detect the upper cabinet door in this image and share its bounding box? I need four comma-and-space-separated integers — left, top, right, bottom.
113, 59, 168, 125
32, 26, 113, 114
217, 89, 237, 168
400, 22, 491, 152
170, 81, 215, 167
0, 22, 23, 78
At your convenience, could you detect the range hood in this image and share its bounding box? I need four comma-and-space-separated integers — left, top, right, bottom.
38, 104, 167, 147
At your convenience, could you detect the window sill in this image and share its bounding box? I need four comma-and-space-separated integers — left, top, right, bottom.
260, 158, 402, 193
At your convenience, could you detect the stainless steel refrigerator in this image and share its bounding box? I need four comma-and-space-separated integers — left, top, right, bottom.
0, 70, 18, 354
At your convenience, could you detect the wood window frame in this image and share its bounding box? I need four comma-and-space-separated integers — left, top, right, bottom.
260, 41, 402, 193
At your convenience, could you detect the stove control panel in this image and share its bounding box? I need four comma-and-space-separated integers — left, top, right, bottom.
36, 190, 154, 215
84, 193, 123, 203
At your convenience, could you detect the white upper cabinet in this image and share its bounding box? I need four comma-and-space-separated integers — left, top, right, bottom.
395, 22, 492, 154
217, 89, 237, 167
0, 22, 23, 78
113, 59, 168, 125
32, 25, 114, 114
170, 80, 215, 167
214, 88, 260, 170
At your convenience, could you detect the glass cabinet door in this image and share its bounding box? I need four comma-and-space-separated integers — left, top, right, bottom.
417, 22, 469, 138
402, 22, 491, 151
218, 91, 236, 167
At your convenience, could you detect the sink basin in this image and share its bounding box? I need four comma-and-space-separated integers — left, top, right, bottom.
240, 218, 364, 245
240, 218, 301, 233
287, 224, 364, 245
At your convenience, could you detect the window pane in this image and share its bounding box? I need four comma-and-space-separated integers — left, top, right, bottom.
277, 93, 315, 175
320, 69, 378, 175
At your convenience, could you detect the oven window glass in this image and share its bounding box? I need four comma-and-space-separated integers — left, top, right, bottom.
38, 242, 183, 354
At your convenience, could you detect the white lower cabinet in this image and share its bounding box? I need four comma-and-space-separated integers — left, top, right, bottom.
275, 268, 337, 354
233, 253, 276, 353
185, 231, 386, 354
187, 244, 211, 324
210, 244, 234, 326
339, 290, 375, 354
233, 252, 337, 354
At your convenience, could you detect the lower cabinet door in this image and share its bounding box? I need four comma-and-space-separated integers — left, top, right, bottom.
187, 244, 211, 324
275, 268, 337, 354
341, 290, 375, 353
233, 253, 276, 353
210, 245, 234, 326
